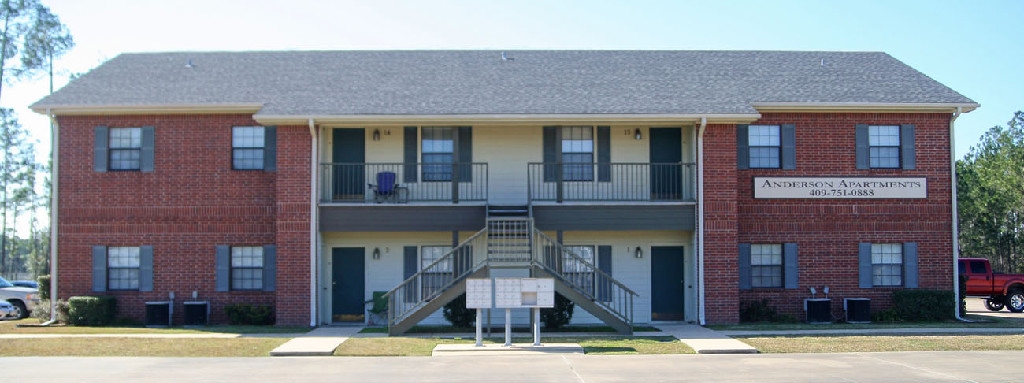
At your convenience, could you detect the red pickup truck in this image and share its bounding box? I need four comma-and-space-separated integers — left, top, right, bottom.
959, 257, 1024, 313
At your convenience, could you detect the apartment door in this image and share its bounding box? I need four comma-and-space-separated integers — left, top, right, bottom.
649, 128, 682, 200
651, 246, 685, 321
331, 247, 365, 322
332, 129, 365, 200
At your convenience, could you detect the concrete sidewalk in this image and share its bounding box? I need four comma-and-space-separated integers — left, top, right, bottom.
656, 323, 758, 354
268, 326, 362, 356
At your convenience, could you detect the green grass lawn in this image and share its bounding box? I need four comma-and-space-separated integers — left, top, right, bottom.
740, 334, 1024, 353
0, 337, 289, 357
1, 318, 310, 335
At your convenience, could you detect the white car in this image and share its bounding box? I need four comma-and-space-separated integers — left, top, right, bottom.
0, 276, 38, 319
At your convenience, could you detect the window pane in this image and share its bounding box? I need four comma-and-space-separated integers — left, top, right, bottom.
750, 244, 782, 266
422, 246, 452, 272
233, 148, 265, 170
748, 125, 780, 146
110, 149, 141, 170
752, 265, 782, 288
230, 247, 264, 290
231, 269, 263, 290
231, 247, 264, 267
562, 153, 594, 181
421, 128, 454, 181
422, 153, 453, 181
868, 126, 900, 146
749, 147, 780, 169
869, 147, 900, 168
109, 128, 142, 149
871, 243, 903, 286
232, 127, 265, 148
108, 247, 140, 267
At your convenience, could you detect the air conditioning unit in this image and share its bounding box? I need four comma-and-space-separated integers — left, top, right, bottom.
183, 301, 209, 326
804, 298, 832, 324
145, 301, 171, 327
844, 298, 871, 323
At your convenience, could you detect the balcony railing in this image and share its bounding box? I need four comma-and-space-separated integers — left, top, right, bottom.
527, 162, 696, 202
320, 163, 488, 203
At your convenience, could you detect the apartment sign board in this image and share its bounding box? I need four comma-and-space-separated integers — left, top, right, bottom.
754, 177, 927, 199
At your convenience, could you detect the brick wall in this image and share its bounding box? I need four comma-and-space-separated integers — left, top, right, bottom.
704, 112, 955, 323
56, 114, 311, 326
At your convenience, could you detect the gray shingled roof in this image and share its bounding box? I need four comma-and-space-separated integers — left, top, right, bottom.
32, 50, 976, 117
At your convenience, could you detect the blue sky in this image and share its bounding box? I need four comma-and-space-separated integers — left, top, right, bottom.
5, 0, 1021, 160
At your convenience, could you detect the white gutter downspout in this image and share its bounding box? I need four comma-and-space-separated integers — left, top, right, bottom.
697, 117, 707, 325
47, 109, 58, 323
308, 119, 319, 327
950, 107, 965, 321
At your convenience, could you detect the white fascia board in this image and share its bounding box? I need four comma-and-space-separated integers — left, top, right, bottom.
751, 102, 980, 113
254, 113, 762, 126
31, 103, 264, 116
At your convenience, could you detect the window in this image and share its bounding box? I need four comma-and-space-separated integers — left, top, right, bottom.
871, 243, 903, 287
868, 125, 901, 168
107, 247, 140, 290
856, 124, 914, 170
109, 128, 142, 170
230, 246, 264, 291
232, 127, 266, 170
739, 243, 797, 290
563, 246, 595, 296
748, 125, 781, 169
737, 124, 795, 170
421, 127, 454, 181
750, 244, 783, 288
421, 246, 452, 299
561, 127, 594, 181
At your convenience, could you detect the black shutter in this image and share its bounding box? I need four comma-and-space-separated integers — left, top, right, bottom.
140, 126, 155, 173
855, 124, 869, 169
94, 126, 108, 172
597, 126, 611, 182
92, 246, 107, 292
543, 126, 558, 182
903, 242, 918, 288
781, 124, 796, 170
457, 127, 473, 181
264, 126, 277, 172
858, 243, 873, 288
738, 243, 751, 290
139, 245, 154, 292
215, 245, 230, 292
900, 124, 916, 170
263, 245, 277, 292
403, 127, 418, 183
597, 245, 612, 301
736, 125, 749, 170
403, 246, 418, 302
783, 243, 798, 289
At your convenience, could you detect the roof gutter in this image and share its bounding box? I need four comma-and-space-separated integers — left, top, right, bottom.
308, 118, 319, 327
751, 102, 979, 113
697, 117, 707, 326
47, 109, 59, 324
950, 107, 966, 321
253, 113, 761, 126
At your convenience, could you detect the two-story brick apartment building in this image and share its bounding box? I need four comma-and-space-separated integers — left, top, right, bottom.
32, 51, 976, 331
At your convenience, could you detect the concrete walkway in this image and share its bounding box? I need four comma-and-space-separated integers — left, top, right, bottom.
268, 326, 362, 356
656, 323, 758, 354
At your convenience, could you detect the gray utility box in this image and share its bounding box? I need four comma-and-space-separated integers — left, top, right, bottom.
844, 298, 871, 323
145, 301, 171, 327
804, 298, 832, 324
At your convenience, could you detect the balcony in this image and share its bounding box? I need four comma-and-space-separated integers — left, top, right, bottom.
527, 162, 697, 203
319, 162, 489, 204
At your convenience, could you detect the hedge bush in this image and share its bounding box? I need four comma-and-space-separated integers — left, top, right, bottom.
37, 275, 50, 300
891, 289, 955, 321
540, 293, 574, 329
224, 303, 275, 325
443, 294, 474, 328
31, 299, 69, 323
67, 296, 117, 326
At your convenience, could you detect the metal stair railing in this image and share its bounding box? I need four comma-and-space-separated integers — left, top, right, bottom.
486, 218, 533, 263
532, 230, 637, 325
383, 227, 488, 326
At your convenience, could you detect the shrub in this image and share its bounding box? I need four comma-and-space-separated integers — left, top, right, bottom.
540, 293, 574, 329
443, 294, 474, 328
891, 289, 955, 321
31, 299, 69, 323
739, 299, 779, 322
959, 273, 968, 317
67, 296, 117, 326
224, 303, 275, 325
37, 275, 50, 300
871, 307, 902, 323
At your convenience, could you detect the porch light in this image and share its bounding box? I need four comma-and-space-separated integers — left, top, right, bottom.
634, 128, 642, 141
634, 246, 643, 259
372, 247, 381, 260
372, 129, 381, 141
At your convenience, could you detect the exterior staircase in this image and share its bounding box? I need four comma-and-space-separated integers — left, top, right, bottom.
384, 206, 636, 335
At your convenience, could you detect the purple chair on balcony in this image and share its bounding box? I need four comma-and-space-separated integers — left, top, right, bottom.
368, 171, 407, 203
